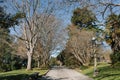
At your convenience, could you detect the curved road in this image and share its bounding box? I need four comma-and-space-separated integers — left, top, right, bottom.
42, 67, 93, 80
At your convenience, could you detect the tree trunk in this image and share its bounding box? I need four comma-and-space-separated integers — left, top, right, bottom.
93, 53, 97, 77
37, 60, 40, 68
37, 55, 40, 68
27, 53, 32, 70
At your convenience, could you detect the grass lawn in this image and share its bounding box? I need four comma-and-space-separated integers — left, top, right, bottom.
81, 63, 120, 80
0, 68, 48, 80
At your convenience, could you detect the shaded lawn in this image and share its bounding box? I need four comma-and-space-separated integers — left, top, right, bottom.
0, 68, 48, 80
81, 63, 120, 80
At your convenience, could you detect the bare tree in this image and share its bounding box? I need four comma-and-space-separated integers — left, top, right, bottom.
67, 25, 95, 66
34, 14, 67, 68
10, 0, 68, 70
11, 0, 40, 70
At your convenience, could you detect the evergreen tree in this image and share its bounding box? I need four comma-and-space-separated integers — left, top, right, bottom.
71, 7, 96, 29
0, 6, 23, 71
105, 13, 120, 65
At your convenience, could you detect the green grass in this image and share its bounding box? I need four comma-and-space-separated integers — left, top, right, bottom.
0, 68, 48, 80
81, 63, 120, 80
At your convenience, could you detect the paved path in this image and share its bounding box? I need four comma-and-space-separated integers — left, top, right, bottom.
42, 67, 93, 80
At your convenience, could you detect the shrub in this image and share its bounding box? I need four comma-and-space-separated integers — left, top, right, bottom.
110, 52, 120, 65
113, 62, 120, 68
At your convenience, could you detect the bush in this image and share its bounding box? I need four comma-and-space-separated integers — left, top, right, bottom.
0, 74, 29, 80
80, 66, 89, 70
113, 62, 120, 68
0, 54, 27, 72
110, 52, 120, 65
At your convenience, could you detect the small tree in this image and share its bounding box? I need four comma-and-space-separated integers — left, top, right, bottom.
67, 25, 95, 66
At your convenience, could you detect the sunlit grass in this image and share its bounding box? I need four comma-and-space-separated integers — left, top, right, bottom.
0, 68, 48, 80
81, 63, 120, 80
0, 69, 47, 76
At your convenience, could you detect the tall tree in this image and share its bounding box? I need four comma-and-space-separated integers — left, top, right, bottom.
11, 0, 66, 70
11, 0, 41, 70
34, 14, 63, 68
106, 14, 120, 53
0, 5, 22, 71
105, 13, 120, 65
70, 7, 103, 76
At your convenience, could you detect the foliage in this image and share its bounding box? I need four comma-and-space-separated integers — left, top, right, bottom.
105, 13, 120, 65
105, 13, 120, 53
49, 58, 59, 67
0, 7, 24, 29
110, 52, 120, 66
71, 7, 96, 29
0, 53, 27, 72
57, 50, 81, 68
0, 6, 24, 72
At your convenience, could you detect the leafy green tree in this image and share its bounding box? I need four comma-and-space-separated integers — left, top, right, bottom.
0, 5, 23, 71
71, 7, 96, 28
70, 7, 102, 76
105, 13, 120, 65
106, 14, 120, 53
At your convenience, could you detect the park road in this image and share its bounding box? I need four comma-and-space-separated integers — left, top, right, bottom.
42, 66, 93, 80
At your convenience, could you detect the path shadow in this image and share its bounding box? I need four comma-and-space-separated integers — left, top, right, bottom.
0, 74, 45, 80
0, 74, 29, 80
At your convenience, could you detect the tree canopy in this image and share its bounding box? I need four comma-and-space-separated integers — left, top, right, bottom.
0, 5, 24, 71
105, 13, 120, 53
71, 7, 96, 29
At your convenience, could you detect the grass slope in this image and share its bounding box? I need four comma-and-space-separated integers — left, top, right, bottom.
0, 69, 48, 80
81, 63, 120, 80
